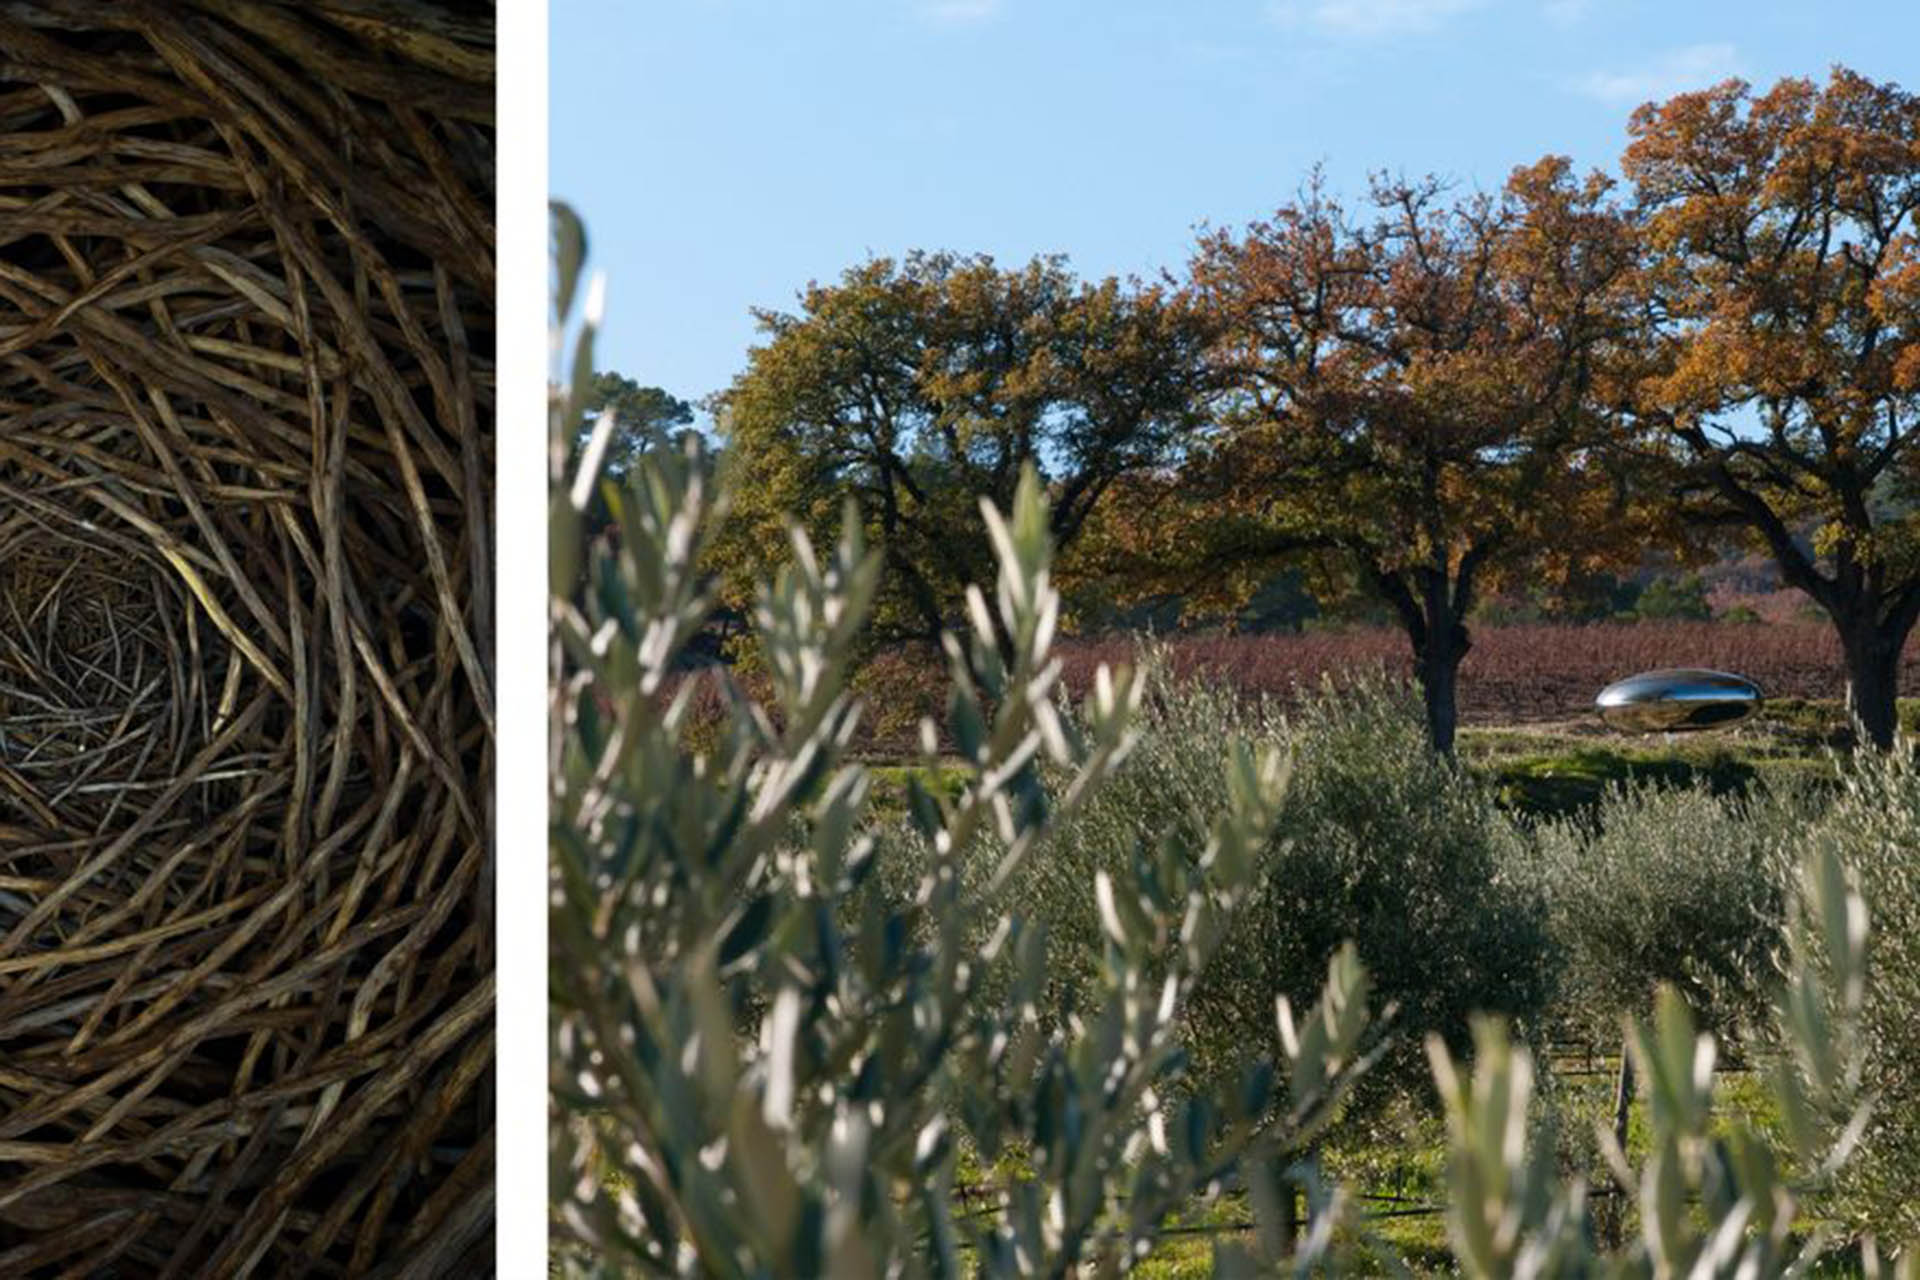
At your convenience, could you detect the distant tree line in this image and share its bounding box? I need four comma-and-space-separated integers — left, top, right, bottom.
595, 68, 1920, 752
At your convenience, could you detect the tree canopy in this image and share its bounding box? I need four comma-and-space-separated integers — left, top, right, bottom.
573, 372, 695, 479
1169, 159, 1649, 751
1622, 66, 1920, 747
712, 251, 1215, 644
689, 63, 1920, 754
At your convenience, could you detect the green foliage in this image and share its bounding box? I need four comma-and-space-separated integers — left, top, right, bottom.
1494, 746, 1920, 1253
1190, 680, 1556, 1114
548, 205, 1917, 1277
1625, 572, 1712, 622
571, 371, 695, 478
1235, 569, 1322, 634
547, 212, 1378, 1276
957, 671, 1553, 1118
710, 250, 1216, 644
1533, 784, 1801, 1045
1805, 748, 1920, 1242
1477, 568, 1691, 626
1430, 845, 1901, 1277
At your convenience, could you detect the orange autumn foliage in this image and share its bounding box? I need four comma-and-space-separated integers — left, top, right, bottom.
1128, 159, 1658, 749
1622, 66, 1920, 746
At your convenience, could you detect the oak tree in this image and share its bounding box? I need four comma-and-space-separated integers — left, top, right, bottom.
1183, 160, 1644, 752
1622, 67, 1920, 748
712, 252, 1215, 646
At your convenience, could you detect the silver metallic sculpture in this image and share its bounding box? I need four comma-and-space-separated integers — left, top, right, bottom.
1595, 668, 1764, 733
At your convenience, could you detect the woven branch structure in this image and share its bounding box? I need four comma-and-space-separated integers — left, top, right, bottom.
0, 3, 493, 1274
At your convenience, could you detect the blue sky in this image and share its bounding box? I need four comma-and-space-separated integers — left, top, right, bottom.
552, 0, 1918, 417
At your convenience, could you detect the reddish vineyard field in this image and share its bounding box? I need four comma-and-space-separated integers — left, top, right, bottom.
674, 620, 1920, 758
1054, 620, 1920, 725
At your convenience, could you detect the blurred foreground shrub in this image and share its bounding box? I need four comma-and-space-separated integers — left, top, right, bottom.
1807, 748, 1920, 1243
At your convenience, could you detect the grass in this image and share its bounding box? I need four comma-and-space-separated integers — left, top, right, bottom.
1124, 1048, 1855, 1276
1454, 695, 1920, 820
868, 761, 970, 811
867, 699, 1910, 825
1469, 741, 1842, 822
1479, 743, 1767, 819
915, 1047, 1824, 1277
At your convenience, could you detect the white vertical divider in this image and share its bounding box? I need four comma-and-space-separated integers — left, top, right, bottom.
496, 0, 550, 1272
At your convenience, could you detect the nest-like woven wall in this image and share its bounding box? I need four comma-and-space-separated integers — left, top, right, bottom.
0, 4, 493, 1274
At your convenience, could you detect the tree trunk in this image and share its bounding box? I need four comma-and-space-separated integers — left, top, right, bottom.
1610, 1041, 1633, 1162
1838, 620, 1903, 751
1598, 1040, 1635, 1251
1415, 623, 1469, 756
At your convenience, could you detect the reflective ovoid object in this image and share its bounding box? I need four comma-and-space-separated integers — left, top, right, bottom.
1595, 668, 1764, 733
